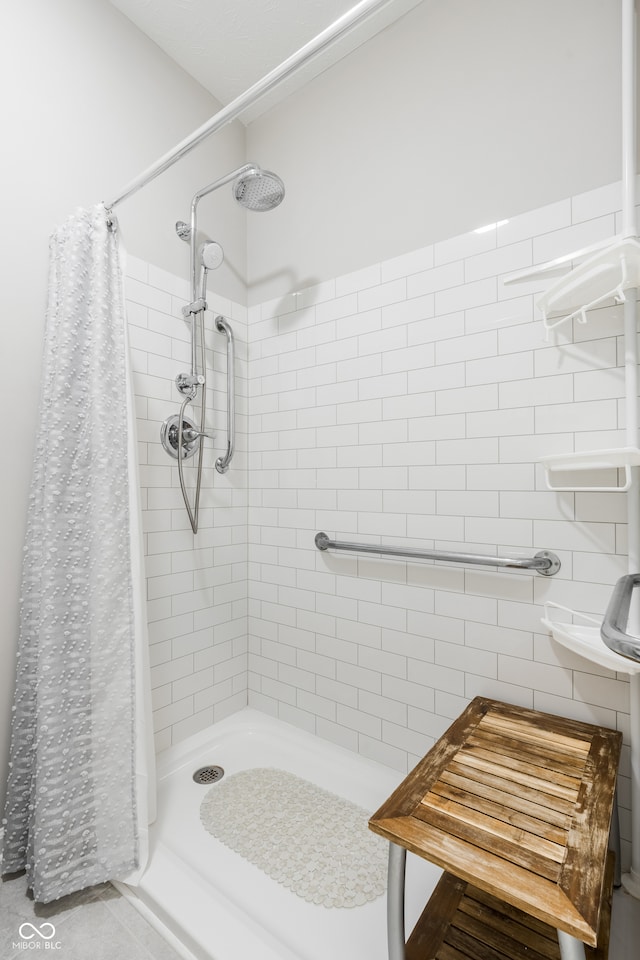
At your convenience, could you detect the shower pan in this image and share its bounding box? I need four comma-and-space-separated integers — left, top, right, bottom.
161, 164, 285, 533
114, 708, 440, 960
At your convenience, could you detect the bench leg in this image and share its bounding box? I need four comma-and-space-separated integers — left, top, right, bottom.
610, 784, 622, 888
557, 929, 587, 960
387, 842, 406, 960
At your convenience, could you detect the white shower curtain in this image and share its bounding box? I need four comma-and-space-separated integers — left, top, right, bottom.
2, 204, 153, 902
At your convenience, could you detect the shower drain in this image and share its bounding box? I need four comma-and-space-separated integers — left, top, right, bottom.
193, 765, 225, 785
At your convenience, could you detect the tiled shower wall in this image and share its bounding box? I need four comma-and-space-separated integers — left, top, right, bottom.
245, 178, 635, 868
122, 178, 637, 868
123, 257, 249, 753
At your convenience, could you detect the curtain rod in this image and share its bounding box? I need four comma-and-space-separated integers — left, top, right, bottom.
105, 0, 395, 211
314, 532, 561, 576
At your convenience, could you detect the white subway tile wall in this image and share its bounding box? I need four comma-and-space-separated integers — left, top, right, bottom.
124, 259, 248, 753
246, 179, 635, 869
124, 178, 635, 871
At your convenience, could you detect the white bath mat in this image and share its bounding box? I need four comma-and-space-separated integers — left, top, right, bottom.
199, 767, 388, 908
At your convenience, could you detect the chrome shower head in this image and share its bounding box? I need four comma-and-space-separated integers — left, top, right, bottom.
233, 169, 285, 212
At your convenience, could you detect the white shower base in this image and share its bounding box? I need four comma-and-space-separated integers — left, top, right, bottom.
116, 708, 441, 960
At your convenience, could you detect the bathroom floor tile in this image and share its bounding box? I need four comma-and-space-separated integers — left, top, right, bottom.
610, 885, 640, 960
0, 872, 184, 960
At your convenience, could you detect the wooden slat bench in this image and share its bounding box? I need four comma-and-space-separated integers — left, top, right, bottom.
369, 697, 621, 960
404, 854, 615, 960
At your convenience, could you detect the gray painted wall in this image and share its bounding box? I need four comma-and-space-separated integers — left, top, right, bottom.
246, 0, 626, 304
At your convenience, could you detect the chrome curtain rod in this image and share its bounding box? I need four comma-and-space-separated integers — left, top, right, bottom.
314, 533, 561, 577
105, 0, 395, 210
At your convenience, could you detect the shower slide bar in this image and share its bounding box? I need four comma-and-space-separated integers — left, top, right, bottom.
314, 532, 561, 576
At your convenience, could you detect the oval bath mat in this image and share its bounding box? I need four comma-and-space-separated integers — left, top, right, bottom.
199, 767, 387, 908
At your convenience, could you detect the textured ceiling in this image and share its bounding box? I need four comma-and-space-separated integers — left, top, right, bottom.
109, 0, 423, 122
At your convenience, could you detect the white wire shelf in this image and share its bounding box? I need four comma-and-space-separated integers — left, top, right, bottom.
536, 236, 640, 333
539, 446, 640, 491
504, 236, 617, 285
542, 602, 640, 675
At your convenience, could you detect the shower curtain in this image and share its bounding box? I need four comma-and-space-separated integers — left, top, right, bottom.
2, 204, 153, 903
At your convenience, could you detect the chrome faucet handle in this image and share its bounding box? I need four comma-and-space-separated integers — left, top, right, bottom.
182, 427, 214, 442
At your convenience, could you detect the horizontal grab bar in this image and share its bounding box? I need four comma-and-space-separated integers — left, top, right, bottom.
601, 573, 640, 662
314, 532, 561, 577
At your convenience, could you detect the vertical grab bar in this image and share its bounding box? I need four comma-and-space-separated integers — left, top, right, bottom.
214, 316, 235, 474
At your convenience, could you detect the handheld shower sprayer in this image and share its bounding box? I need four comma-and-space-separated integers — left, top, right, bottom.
176, 224, 224, 274
201, 241, 224, 271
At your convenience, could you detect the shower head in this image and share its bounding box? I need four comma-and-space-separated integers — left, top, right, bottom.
233, 169, 285, 212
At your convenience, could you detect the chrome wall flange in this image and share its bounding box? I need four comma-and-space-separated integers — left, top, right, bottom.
160, 414, 201, 460
315, 532, 330, 551
534, 550, 562, 577
175, 372, 205, 395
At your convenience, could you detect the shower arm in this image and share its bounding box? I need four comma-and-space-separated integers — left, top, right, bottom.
188, 165, 256, 308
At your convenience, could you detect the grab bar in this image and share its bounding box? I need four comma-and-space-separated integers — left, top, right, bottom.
214, 316, 235, 474
601, 573, 640, 662
314, 532, 561, 576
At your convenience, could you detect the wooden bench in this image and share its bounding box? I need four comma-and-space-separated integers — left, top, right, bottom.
369, 697, 621, 960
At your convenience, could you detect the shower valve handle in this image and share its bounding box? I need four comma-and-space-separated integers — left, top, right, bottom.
182, 427, 214, 442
